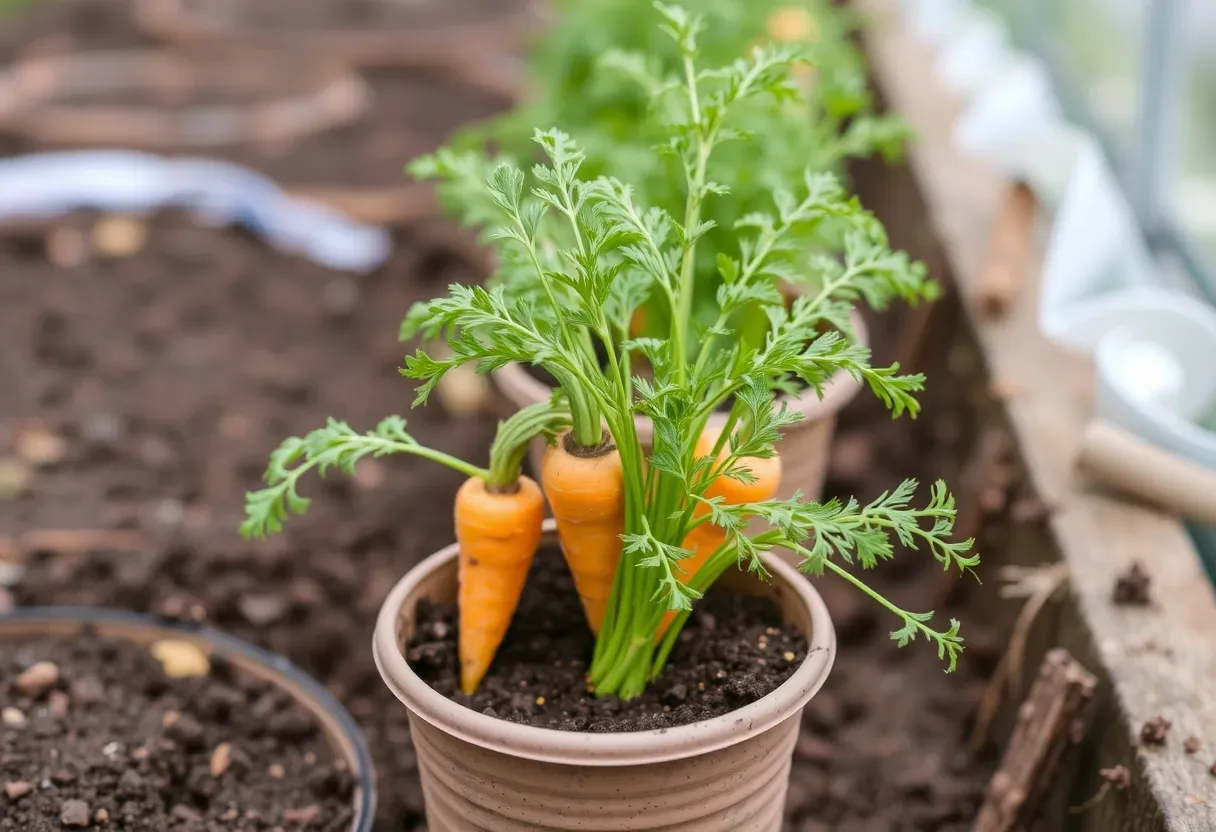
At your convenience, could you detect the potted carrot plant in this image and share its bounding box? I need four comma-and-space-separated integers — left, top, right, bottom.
242, 6, 976, 829
413, 0, 916, 501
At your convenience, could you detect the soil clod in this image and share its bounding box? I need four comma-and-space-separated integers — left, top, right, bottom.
59, 799, 90, 828
1140, 715, 1171, 746
1101, 765, 1132, 790
1112, 562, 1153, 606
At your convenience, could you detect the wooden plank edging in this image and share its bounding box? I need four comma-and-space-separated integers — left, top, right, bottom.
857, 1, 1216, 828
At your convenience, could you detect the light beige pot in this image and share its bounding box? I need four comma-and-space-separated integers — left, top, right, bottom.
493, 313, 867, 503
373, 520, 836, 832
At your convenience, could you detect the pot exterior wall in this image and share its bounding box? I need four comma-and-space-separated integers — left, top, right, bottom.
375, 523, 836, 832
408, 711, 795, 831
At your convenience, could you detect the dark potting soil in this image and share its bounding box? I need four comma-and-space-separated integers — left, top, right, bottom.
408, 546, 809, 732
0, 628, 354, 831
52, 69, 338, 109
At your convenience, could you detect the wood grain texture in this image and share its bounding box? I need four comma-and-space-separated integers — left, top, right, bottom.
857, 2, 1216, 829
973, 649, 1098, 832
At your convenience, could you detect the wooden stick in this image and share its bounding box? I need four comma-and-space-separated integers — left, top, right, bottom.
972, 649, 1097, 832
18, 529, 146, 556
978, 182, 1037, 319
1077, 420, 1216, 526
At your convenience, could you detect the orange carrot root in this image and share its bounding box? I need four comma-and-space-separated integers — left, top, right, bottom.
455, 475, 546, 694
658, 430, 783, 638
541, 431, 624, 635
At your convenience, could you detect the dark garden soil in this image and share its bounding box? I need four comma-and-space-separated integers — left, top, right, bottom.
0, 628, 354, 831
409, 546, 809, 732
0, 0, 152, 62
219, 70, 512, 190
193, 0, 534, 32
0, 0, 514, 191
1, 214, 497, 830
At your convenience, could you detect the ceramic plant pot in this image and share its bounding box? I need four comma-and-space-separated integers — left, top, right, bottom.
0, 607, 376, 832
373, 520, 836, 832
494, 312, 868, 503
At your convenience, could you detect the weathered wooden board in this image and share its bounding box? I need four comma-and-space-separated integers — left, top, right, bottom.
857, 1, 1216, 829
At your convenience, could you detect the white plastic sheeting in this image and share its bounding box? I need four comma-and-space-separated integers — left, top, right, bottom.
0, 151, 393, 273
898, 0, 1216, 478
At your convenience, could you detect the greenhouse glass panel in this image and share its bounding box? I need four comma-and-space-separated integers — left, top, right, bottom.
1172, 1, 1216, 268
1042, 0, 1147, 161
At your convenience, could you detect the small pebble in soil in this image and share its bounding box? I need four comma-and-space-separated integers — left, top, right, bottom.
44, 225, 89, 268
1185, 737, 1202, 754
1112, 562, 1153, 606
149, 638, 210, 678
3, 780, 33, 801
1140, 715, 1171, 746
211, 742, 233, 777
91, 215, 147, 258
80, 412, 125, 446
60, 799, 90, 828
407, 547, 808, 732
0, 457, 32, 501
15, 425, 67, 466
15, 660, 60, 697
47, 689, 70, 717
239, 593, 289, 626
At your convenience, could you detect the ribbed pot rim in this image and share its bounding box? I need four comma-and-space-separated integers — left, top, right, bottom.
373, 520, 836, 767
493, 311, 869, 436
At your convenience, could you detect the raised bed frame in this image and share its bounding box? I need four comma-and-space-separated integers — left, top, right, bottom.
857, 1, 1216, 828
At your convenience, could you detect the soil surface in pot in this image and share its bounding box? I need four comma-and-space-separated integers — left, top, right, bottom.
0, 628, 353, 831
408, 546, 809, 731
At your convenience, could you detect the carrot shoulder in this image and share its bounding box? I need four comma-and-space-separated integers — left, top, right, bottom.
541, 431, 624, 635
454, 474, 546, 694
